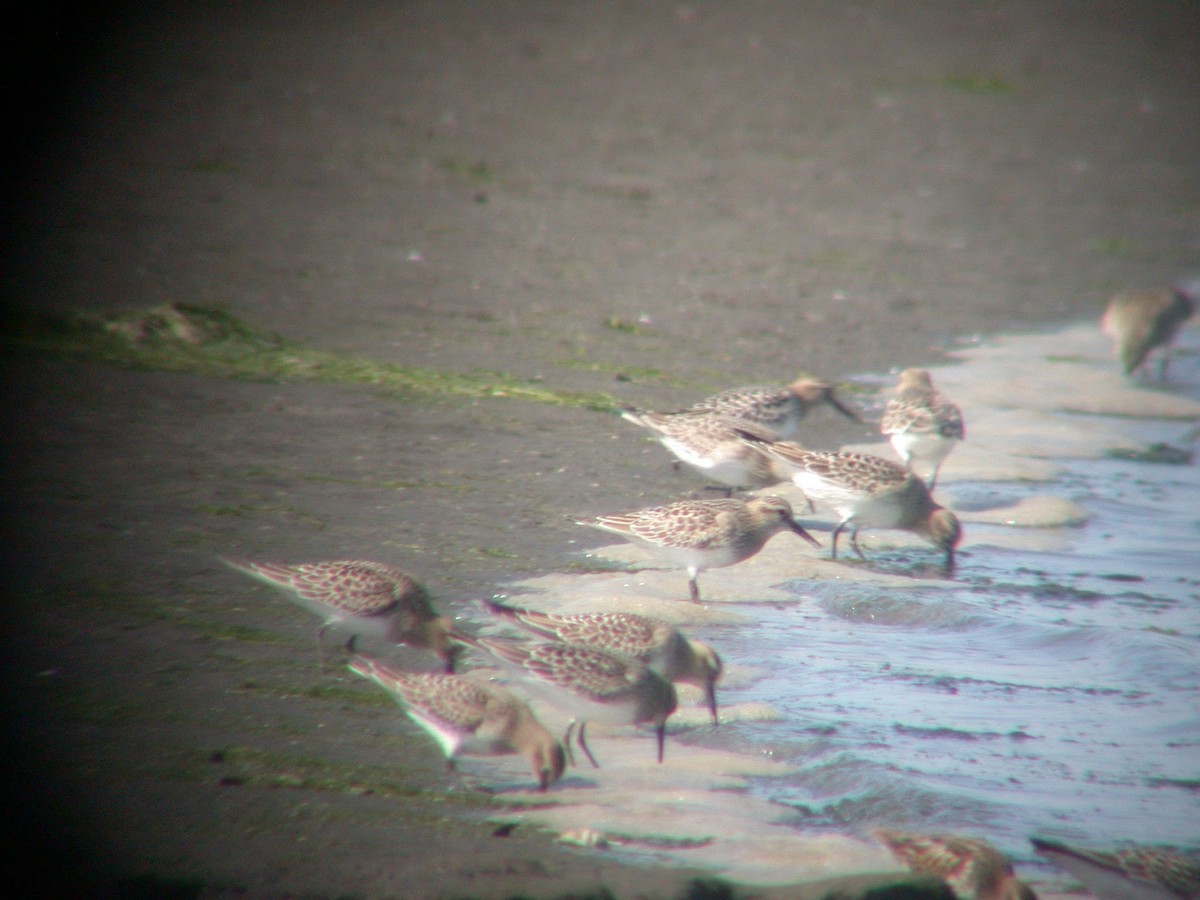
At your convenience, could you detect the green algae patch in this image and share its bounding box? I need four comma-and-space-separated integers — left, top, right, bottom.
1091, 236, 1141, 258
19, 580, 170, 623
183, 620, 288, 645
1, 303, 619, 412
939, 72, 1015, 95
1104, 442, 1193, 465
602, 315, 645, 334
553, 355, 671, 384
234, 677, 395, 706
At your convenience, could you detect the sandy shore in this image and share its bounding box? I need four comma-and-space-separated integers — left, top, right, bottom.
3, 2, 1197, 897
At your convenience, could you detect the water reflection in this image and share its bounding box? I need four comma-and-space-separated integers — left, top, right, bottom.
469, 321, 1200, 890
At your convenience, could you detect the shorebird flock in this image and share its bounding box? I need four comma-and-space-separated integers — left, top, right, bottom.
223, 283, 1197, 898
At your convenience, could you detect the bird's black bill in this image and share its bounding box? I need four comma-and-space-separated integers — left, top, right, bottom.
829, 392, 862, 422
789, 520, 822, 548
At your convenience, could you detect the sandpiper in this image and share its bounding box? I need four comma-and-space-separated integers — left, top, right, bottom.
480, 598, 723, 724
348, 655, 566, 791
224, 558, 461, 672
746, 442, 961, 572
880, 368, 965, 490
578, 495, 821, 602
619, 409, 790, 494
1101, 282, 1197, 380
1032, 836, 1200, 900
874, 829, 1037, 900
681, 376, 861, 438
457, 633, 678, 767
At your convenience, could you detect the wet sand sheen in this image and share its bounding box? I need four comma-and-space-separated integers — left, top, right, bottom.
457, 319, 1200, 889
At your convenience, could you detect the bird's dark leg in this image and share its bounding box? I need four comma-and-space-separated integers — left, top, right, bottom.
562, 721, 577, 768
850, 525, 867, 560
830, 522, 845, 560
316, 625, 329, 674
575, 721, 600, 769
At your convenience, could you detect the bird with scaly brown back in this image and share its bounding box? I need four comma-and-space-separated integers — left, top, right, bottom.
1101, 279, 1197, 380
454, 631, 678, 769
881, 368, 965, 490
618, 409, 793, 495
681, 375, 861, 438
480, 599, 723, 725
741, 440, 961, 573
1032, 836, 1200, 900
348, 655, 566, 792
224, 558, 461, 672
874, 829, 1038, 900
578, 495, 820, 603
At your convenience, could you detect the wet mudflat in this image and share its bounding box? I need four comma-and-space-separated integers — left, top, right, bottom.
3, 3, 1198, 897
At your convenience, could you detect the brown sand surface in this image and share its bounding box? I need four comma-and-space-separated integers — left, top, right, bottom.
2, 2, 1197, 897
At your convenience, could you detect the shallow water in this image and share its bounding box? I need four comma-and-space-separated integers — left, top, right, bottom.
465, 321, 1200, 891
